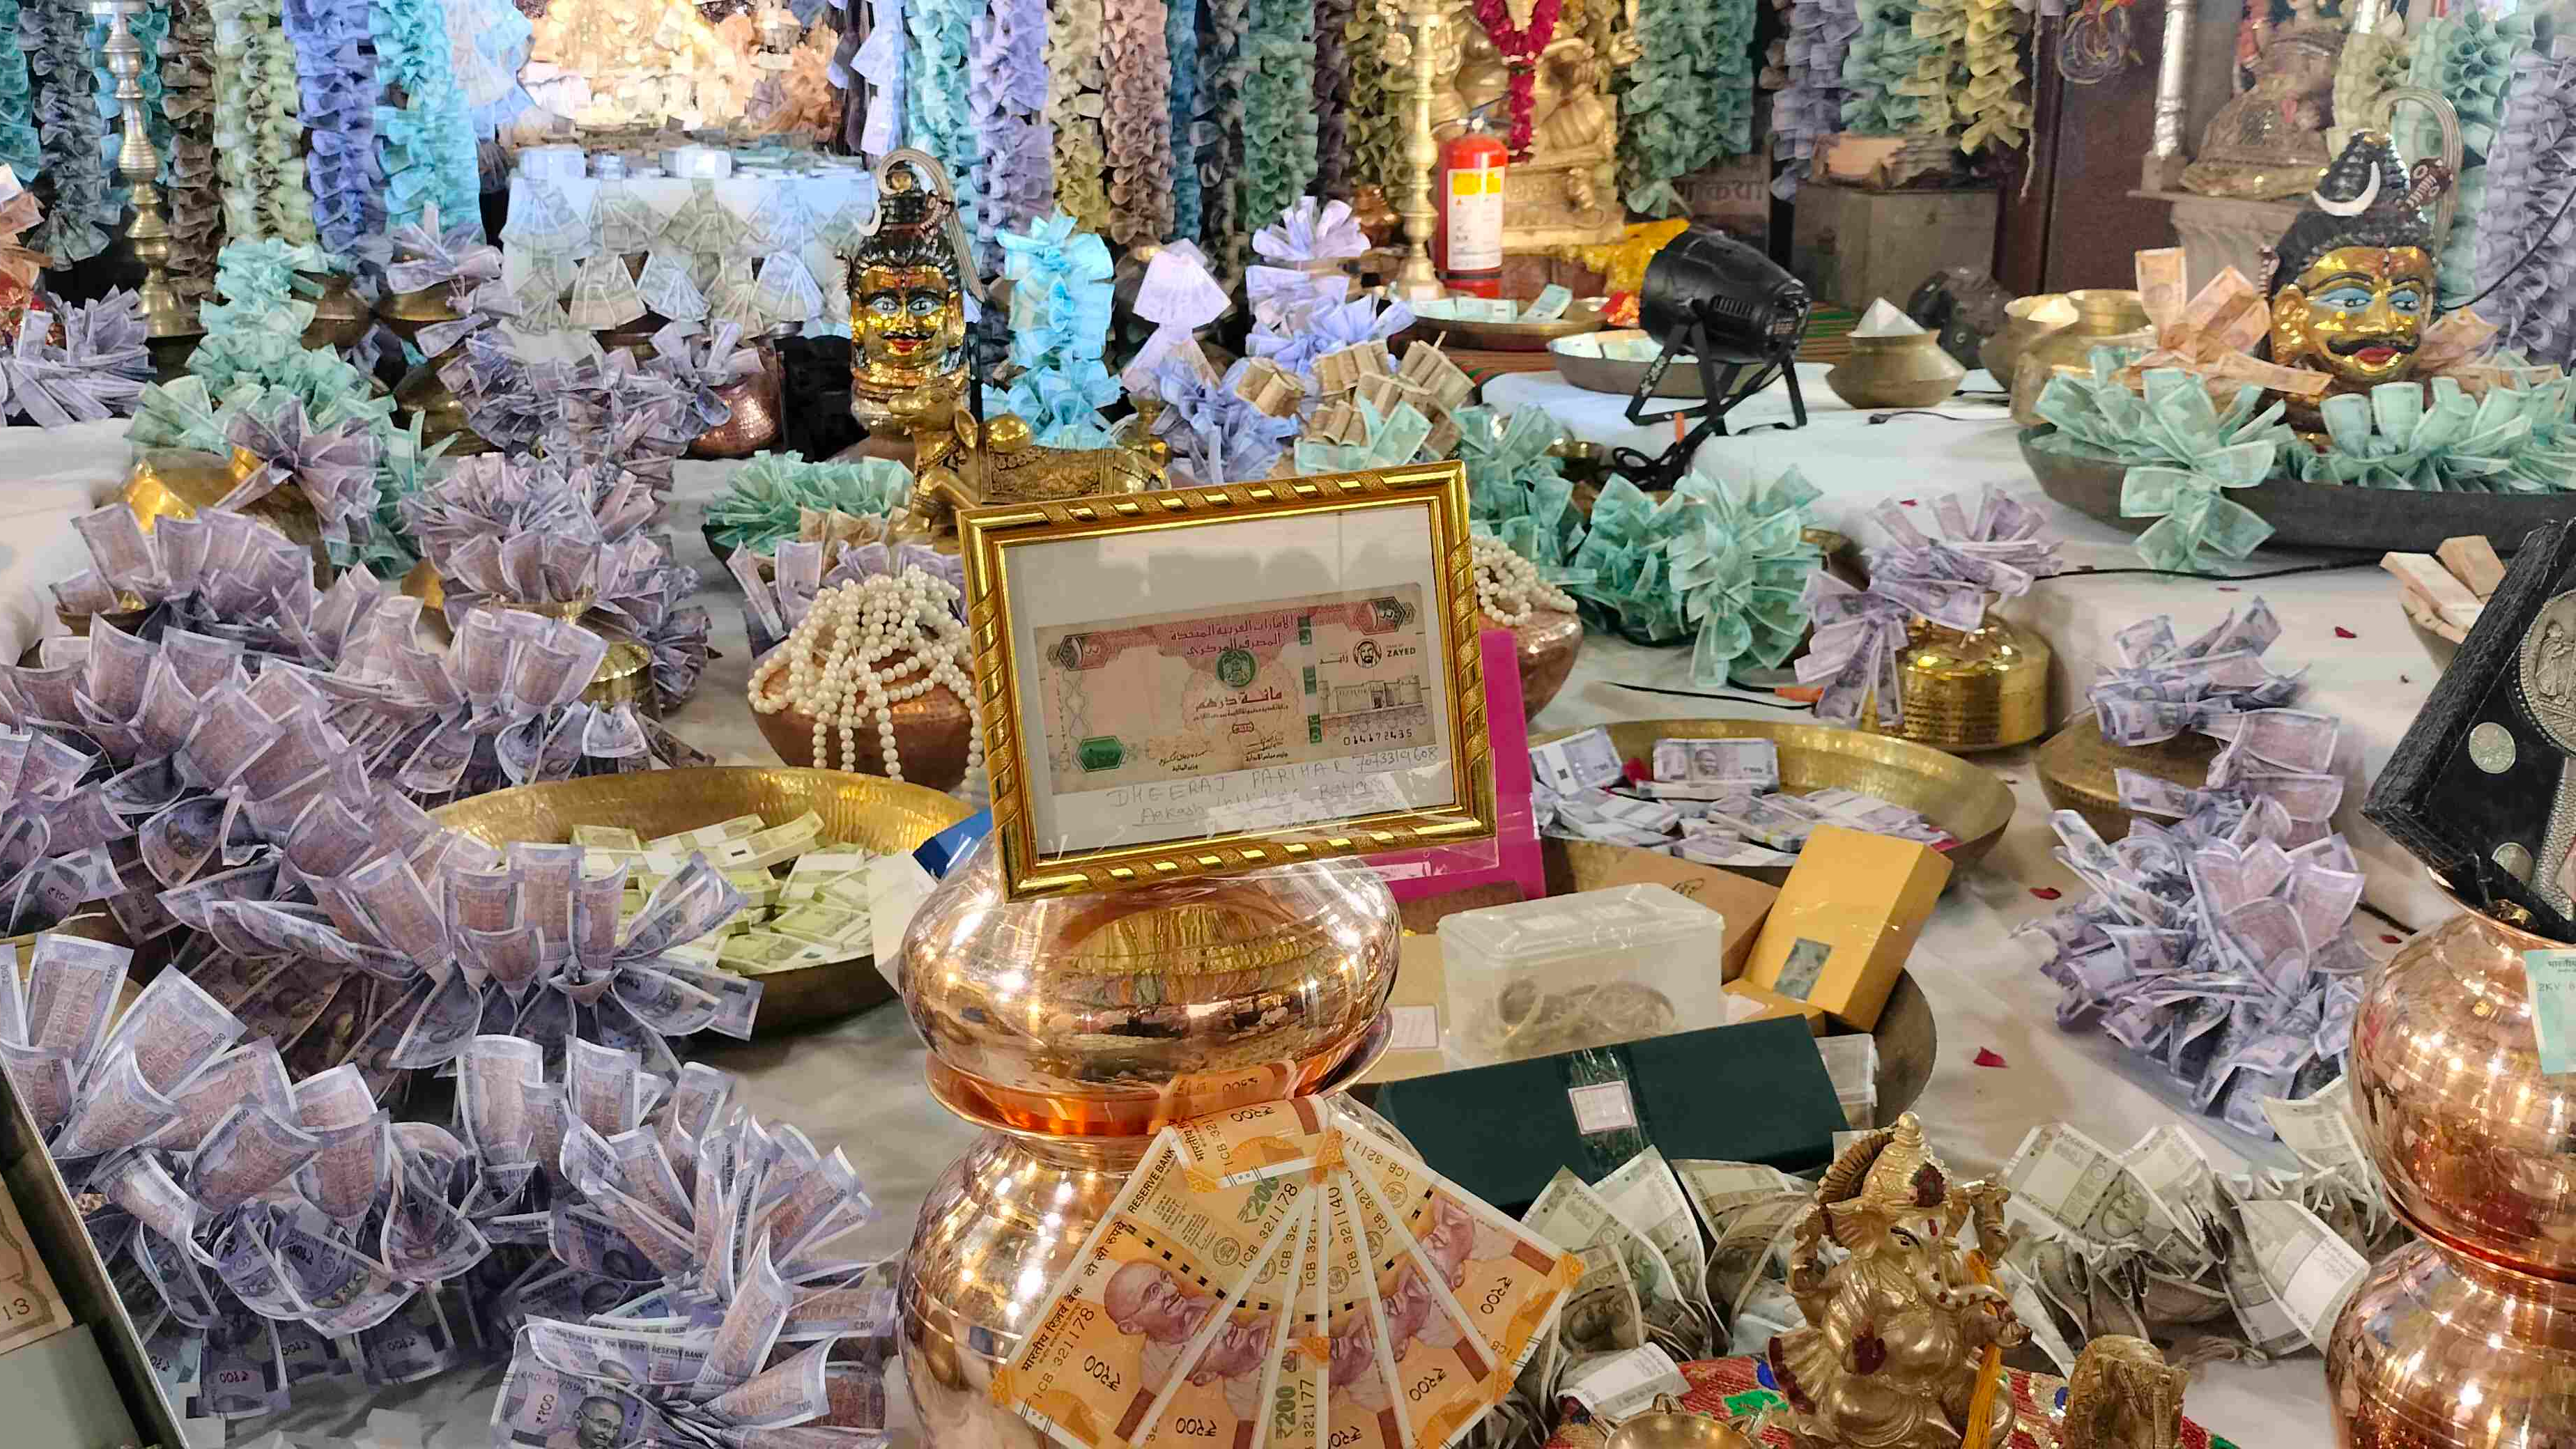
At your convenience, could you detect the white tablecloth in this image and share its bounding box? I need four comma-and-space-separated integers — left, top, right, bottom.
13, 402, 2343, 1447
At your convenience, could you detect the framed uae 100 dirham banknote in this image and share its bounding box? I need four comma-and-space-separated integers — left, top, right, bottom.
956, 462, 1497, 899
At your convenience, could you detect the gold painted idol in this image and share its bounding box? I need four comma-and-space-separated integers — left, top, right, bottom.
2263, 130, 2450, 403
1765, 1115, 2026, 1449
849, 148, 973, 437
2178, 17, 2343, 201
1428, 0, 1635, 248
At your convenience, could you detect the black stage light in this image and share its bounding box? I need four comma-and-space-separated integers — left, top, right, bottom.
1612, 225, 1812, 490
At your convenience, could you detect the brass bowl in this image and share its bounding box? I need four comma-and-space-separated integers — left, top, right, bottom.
2007, 288, 2151, 426
583, 640, 657, 715
1856, 612, 2052, 754
300, 272, 372, 350
753, 683, 975, 793
898, 845, 1402, 1136
1603, 1395, 1757, 1449
431, 767, 973, 1032
2034, 708, 2221, 841
1823, 332, 1968, 409
394, 360, 493, 456
376, 284, 463, 348
1510, 607, 1584, 719
1978, 293, 2075, 384
1401, 300, 1609, 352
53, 597, 150, 640
1552, 329, 1704, 400
122, 447, 331, 581
1532, 718, 2016, 875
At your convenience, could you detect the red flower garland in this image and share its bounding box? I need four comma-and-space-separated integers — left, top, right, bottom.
1467, 0, 1561, 159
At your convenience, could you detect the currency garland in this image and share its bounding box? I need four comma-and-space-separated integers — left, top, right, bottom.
1166, 0, 1203, 240
1101, 0, 1175, 246
1800, 488, 2060, 726
3, 949, 890, 1437
0, 0, 36, 187
704, 453, 918, 558
966, 0, 1051, 276
2031, 369, 2287, 572
1837, 0, 1943, 136
2404, 6, 2539, 310
160, 0, 223, 309
2475, 47, 2576, 364
209, 0, 318, 247
1309, 0, 1354, 194
996, 211, 1120, 446
284, 0, 376, 256
1238, 0, 1318, 235
1957, 0, 2030, 152
1617, 0, 1756, 216
902, 0, 980, 265
0, 201, 151, 422
1042, 0, 1112, 233
1569, 465, 1821, 688
1459, 404, 1589, 579
2019, 725, 2362, 1140
1769, 0, 1854, 197
24, 0, 116, 262
368, 0, 481, 238
1343, 0, 1398, 196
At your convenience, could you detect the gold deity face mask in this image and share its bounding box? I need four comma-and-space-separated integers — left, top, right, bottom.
858, 263, 960, 374
2268, 245, 2435, 389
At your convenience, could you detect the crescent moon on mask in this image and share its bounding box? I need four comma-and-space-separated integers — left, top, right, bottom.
2313, 166, 2381, 217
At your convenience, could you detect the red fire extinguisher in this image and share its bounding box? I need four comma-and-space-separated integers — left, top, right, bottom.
1435, 104, 1506, 298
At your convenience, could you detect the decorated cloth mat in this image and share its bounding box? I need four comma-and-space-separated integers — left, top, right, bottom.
1797, 305, 1862, 364
1541, 1357, 2239, 1449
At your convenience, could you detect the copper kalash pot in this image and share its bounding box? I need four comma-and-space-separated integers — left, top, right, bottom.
895, 844, 1401, 1449
2325, 901, 2576, 1446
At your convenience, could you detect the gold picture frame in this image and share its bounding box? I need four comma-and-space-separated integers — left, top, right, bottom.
957, 462, 1497, 900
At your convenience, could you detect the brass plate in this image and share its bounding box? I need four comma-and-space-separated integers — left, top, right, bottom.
1403, 302, 1608, 352
2034, 709, 2219, 843
1551, 329, 1704, 399
431, 767, 973, 1034
1531, 718, 2017, 875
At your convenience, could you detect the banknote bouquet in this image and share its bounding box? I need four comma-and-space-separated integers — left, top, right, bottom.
1567, 465, 1821, 688
2085, 598, 2305, 748
0, 933, 886, 1427
2016, 709, 2364, 1138
403, 453, 712, 711
728, 536, 965, 661
1799, 487, 2061, 728
987, 1097, 1580, 1449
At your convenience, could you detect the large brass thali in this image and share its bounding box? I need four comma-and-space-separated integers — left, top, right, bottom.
432, 766, 973, 1032
1534, 717, 2018, 874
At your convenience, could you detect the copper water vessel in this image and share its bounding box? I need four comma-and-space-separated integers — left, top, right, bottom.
1512, 606, 1584, 720
2325, 901, 2576, 1446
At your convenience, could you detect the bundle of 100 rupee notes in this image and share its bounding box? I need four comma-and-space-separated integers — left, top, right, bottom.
992, 1098, 1581, 1449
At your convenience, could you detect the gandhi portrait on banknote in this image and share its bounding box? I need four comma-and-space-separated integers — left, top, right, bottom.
1103, 1260, 1272, 1413
543, 1394, 631, 1449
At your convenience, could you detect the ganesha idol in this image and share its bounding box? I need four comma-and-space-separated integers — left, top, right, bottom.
1426, 0, 1635, 249
842, 150, 1159, 549
2260, 128, 2453, 426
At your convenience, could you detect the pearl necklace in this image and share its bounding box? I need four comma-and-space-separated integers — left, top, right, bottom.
747, 570, 985, 785
1472, 534, 1577, 628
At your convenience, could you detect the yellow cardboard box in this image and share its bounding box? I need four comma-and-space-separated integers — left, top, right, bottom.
1741, 825, 1950, 1030
0, 1176, 71, 1360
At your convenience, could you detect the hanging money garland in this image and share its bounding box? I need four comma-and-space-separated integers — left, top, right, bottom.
1196, 0, 1249, 270
855, 0, 908, 157
285, 0, 376, 254
1619, 0, 1757, 214
25, 0, 116, 261
1167, 0, 1204, 239
2404, 6, 2539, 310
1042, 0, 1111, 230
209, 0, 318, 245
1310, 0, 1355, 194
1239, 0, 1318, 234
1958, 0, 2029, 151
372, 0, 481, 235
160, 0, 222, 307
1771, 0, 1856, 196
904, 0, 980, 254
1102, 0, 1175, 246
2476, 50, 2576, 363
967, 0, 1051, 274
0, 0, 36, 186
1345, 0, 1398, 196
1837, 0, 1941, 134
996, 212, 1120, 444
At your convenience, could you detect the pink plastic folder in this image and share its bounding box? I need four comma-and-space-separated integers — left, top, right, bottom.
1365, 628, 1544, 901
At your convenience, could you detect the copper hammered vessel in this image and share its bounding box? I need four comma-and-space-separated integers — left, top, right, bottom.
2326, 902, 2576, 1446
1512, 607, 1584, 720
896, 846, 1402, 1449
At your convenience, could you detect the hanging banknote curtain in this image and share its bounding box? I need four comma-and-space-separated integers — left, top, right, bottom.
0, 0, 35, 187
287, 0, 378, 254
1839, 0, 1942, 134
1310, 0, 1355, 194
1197, 0, 1249, 270
1959, 0, 2028, 151
907, 0, 980, 255
2471, 50, 2576, 366
162, 0, 221, 305
1102, 0, 1175, 245
2405, 5, 2539, 310
1345, 0, 1398, 197
1619, 0, 1759, 215
1771, 0, 1857, 196
1168, 0, 1205, 238
1043, 0, 1110, 229
26, 0, 116, 261
1239, 0, 1318, 233
969, 0, 1051, 273
210, 0, 318, 246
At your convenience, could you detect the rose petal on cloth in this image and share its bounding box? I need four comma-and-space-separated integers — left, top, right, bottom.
1972, 1047, 2009, 1067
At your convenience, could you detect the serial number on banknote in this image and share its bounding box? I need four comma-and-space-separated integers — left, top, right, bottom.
1034, 587, 1437, 796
